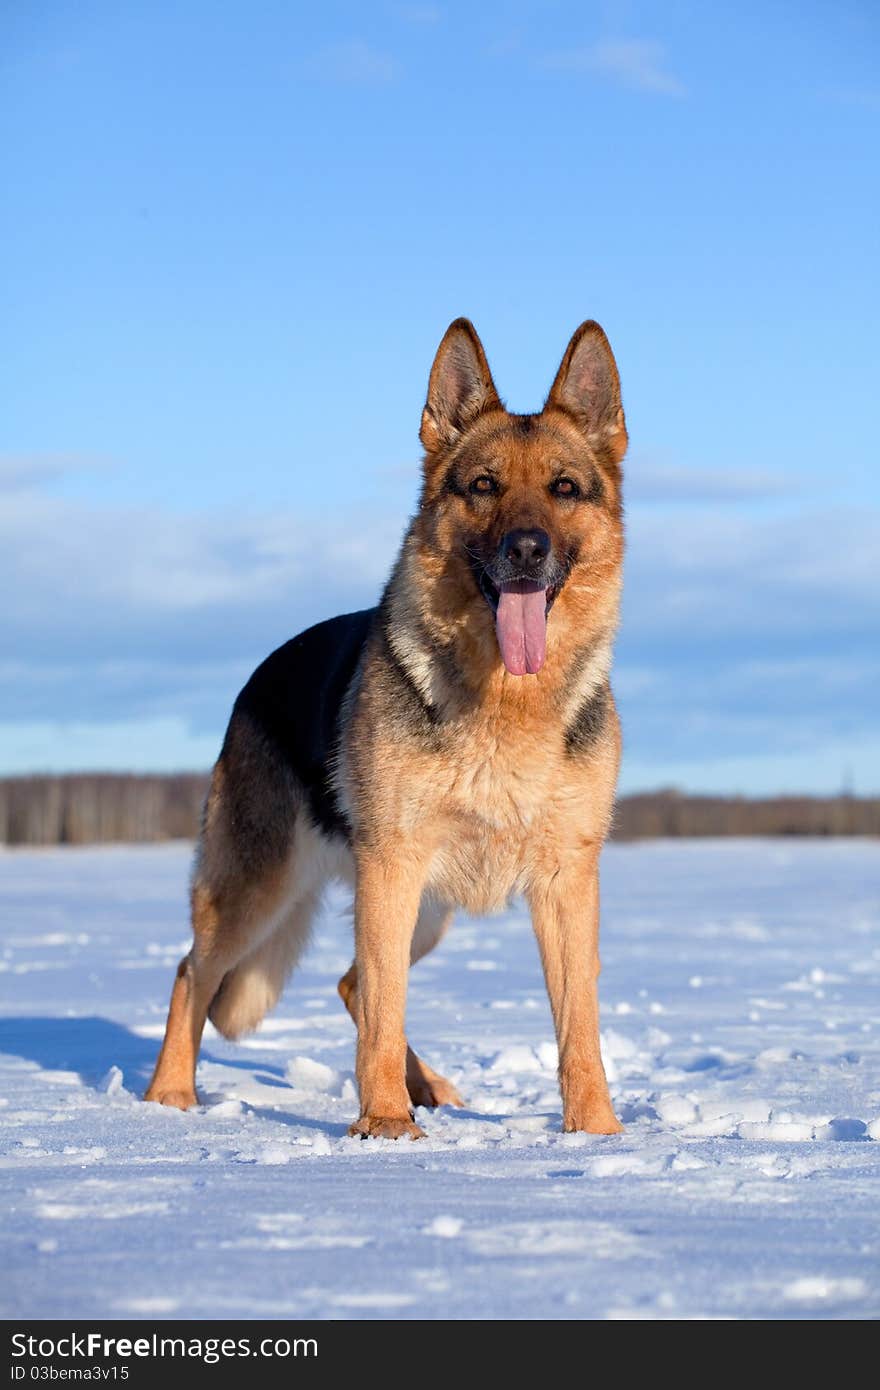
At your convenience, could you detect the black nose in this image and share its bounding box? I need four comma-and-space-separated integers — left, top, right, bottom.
501, 528, 551, 572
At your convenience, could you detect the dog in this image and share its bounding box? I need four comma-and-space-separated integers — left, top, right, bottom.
146, 318, 627, 1137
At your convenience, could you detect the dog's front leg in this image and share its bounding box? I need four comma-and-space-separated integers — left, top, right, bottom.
348, 848, 427, 1140
528, 851, 623, 1135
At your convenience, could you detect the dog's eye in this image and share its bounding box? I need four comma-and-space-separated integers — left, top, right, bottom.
469, 475, 497, 495
551, 477, 580, 499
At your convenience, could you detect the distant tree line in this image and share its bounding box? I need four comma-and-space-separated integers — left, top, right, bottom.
0, 775, 878, 846
611, 789, 880, 839
0, 774, 209, 846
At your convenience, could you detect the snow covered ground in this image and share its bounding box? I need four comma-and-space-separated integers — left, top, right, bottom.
1, 838, 878, 1321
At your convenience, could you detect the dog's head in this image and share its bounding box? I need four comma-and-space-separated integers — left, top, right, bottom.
417, 319, 627, 676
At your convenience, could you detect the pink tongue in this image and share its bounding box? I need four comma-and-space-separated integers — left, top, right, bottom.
495, 580, 548, 676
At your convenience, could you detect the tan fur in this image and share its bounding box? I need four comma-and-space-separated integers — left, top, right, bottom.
339, 898, 461, 1117
146, 318, 627, 1140
208, 893, 318, 1039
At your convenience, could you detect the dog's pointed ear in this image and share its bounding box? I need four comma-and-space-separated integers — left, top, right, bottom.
420, 319, 502, 456
546, 321, 627, 464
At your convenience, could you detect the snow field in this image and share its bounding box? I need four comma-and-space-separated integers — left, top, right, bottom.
1, 838, 878, 1320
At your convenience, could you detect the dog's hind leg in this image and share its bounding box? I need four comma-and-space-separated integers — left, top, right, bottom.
337, 898, 462, 1110
207, 891, 318, 1040
144, 877, 247, 1111
145, 734, 310, 1110
146, 874, 316, 1109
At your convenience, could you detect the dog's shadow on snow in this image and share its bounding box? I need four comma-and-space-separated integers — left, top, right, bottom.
0, 1014, 238, 1092
0, 1015, 352, 1137
0, 1015, 157, 1088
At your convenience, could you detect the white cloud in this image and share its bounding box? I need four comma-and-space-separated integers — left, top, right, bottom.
2, 469, 878, 789
623, 504, 880, 641
0, 453, 109, 492
0, 718, 221, 776
619, 736, 880, 798
396, 4, 441, 23
0, 481, 404, 746
824, 87, 880, 111
0, 487, 399, 625
304, 40, 397, 85
542, 38, 684, 97
628, 463, 794, 504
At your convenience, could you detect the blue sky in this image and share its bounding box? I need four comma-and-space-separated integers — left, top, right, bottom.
2, 1, 878, 793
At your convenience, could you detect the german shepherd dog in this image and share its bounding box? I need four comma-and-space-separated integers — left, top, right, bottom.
146, 319, 627, 1137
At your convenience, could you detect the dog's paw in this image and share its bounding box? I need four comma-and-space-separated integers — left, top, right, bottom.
563, 1106, 624, 1135
407, 1067, 464, 1110
144, 1086, 198, 1111
348, 1115, 426, 1140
